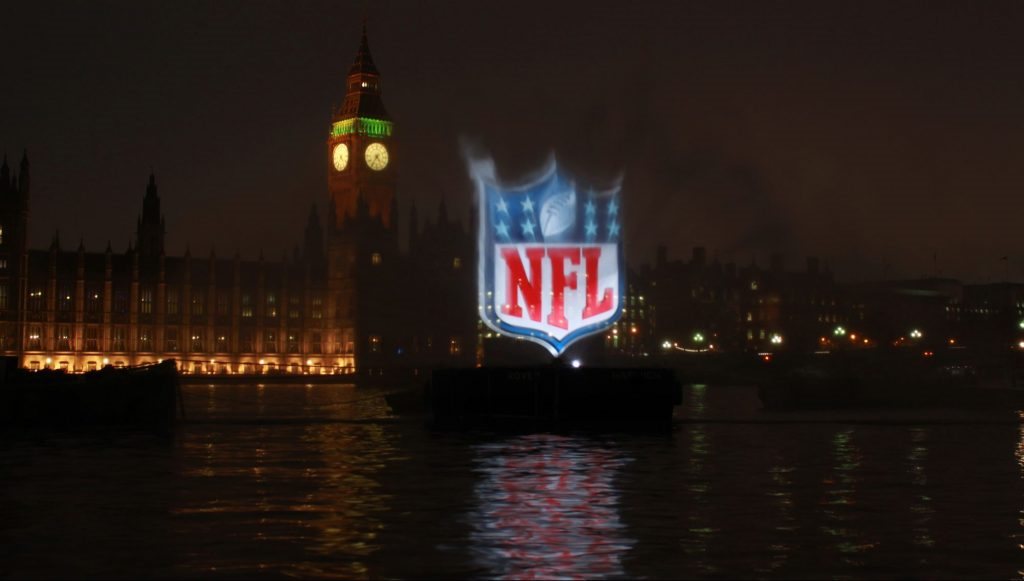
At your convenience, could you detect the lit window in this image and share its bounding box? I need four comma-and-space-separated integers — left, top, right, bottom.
361, 81, 368, 88
371, 252, 382, 265
140, 288, 153, 314
28, 290, 43, 312
59, 286, 73, 312
191, 293, 204, 316
370, 335, 381, 353
113, 327, 127, 351
139, 329, 153, 351
453, 257, 461, 269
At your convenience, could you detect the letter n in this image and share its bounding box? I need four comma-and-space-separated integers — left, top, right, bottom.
500, 247, 545, 322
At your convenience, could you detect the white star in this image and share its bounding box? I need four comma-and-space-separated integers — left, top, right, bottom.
608, 221, 620, 238
521, 196, 535, 214
495, 221, 510, 239
585, 199, 596, 216
521, 218, 536, 237
607, 198, 618, 217
585, 221, 598, 237
496, 197, 509, 214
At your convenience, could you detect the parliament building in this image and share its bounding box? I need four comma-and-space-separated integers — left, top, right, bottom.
0, 29, 477, 374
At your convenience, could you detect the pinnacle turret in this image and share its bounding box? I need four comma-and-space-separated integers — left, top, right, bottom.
337, 23, 389, 120
137, 172, 165, 257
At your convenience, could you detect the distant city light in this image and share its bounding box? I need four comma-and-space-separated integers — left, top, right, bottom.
571, 359, 582, 368
1019, 320, 1024, 330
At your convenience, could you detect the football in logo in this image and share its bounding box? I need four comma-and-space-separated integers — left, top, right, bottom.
540, 190, 576, 239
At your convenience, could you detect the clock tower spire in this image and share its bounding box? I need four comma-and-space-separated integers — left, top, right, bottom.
327, 24, 395, 228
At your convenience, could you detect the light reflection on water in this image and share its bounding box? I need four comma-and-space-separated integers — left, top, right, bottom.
467, 434, 634, 579
2, 383, 1024, 579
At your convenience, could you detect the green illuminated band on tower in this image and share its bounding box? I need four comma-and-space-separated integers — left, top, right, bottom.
331, 118, 393, 138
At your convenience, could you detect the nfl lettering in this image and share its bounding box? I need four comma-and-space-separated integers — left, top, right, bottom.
474, 158, 624, 356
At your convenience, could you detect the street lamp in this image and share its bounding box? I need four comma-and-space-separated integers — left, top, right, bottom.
770, 334, 783, 345
910, 329, 923, 339
833, 326, 846, 336
693, 333, 705, 344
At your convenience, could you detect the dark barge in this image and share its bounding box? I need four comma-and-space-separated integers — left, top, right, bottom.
0, 358, 181, 429
427, 366, 681, 431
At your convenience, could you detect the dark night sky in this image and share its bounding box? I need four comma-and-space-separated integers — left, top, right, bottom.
2, 1, 1023, 282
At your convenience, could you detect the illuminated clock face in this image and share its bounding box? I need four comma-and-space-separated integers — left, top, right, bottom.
365, 143, 389, 171
332, 143, 349, 171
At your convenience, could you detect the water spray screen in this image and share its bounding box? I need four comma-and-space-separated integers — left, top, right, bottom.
474, 159, 624, 357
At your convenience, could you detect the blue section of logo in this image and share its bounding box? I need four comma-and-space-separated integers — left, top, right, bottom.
475, 159, 624, 357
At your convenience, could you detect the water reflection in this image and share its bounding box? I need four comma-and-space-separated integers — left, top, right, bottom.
820, 428, 871, 563
172, 384, 399, 578
5, 384, 1024, 578
1016, 417, 1024, 575
681, 384, 718, 574
907, 427, 935, 553
467, 434, 635, 579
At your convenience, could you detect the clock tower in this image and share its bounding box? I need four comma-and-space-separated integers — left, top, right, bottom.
327, 26, 396, 228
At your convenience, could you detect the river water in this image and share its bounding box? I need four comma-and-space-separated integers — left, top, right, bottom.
3, 383, 1024, 579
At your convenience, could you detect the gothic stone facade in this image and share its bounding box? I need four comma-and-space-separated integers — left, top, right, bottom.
0, 29, 477, 374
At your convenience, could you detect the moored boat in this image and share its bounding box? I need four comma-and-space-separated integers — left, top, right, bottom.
757, 349, 1024, 410
0, 358, 181, 429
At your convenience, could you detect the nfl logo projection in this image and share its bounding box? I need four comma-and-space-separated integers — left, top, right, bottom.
474, 159, 624, 356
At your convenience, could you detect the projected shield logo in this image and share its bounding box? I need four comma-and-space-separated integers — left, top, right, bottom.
475, 160, 624, 357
